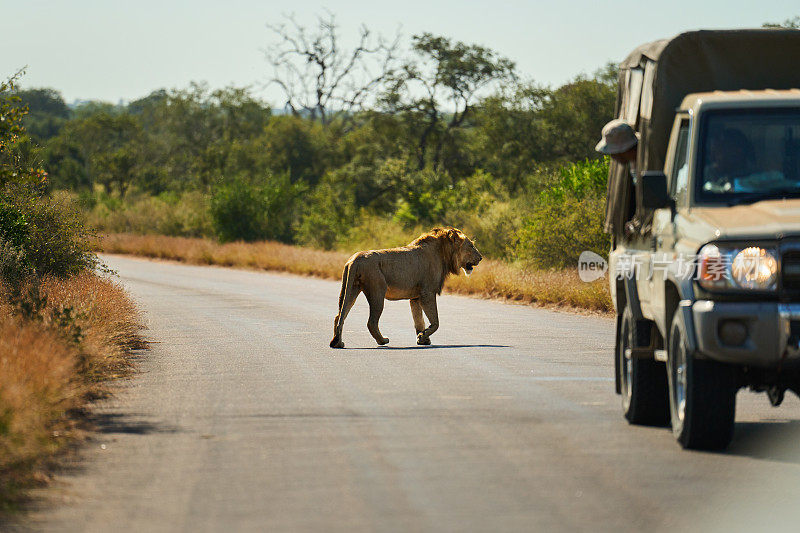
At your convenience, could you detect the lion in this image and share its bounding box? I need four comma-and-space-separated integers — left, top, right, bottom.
330, 227, 482, 348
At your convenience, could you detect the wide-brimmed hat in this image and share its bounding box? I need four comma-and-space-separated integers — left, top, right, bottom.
595, 119, 639, 155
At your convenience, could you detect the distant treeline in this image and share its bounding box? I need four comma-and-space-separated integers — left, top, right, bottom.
15, 28, 616, 266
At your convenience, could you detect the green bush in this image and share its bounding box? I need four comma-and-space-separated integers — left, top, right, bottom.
1, 74, 96, 283
209, 173, 305, 243
516, 192, 609, 269
454, 200, 522, 260
295, 159, 409, 249
541, 157, 608, 202
295, 178, 359, 250
515, 159, 610, 268
392, 169, 501, 227
4, 188, 96, 277
0, 240, 33, 292
0, 198, 29, 248
340, 214, 421, 252
86, 190, 211, 237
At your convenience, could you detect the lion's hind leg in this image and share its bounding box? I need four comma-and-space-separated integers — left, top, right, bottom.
331, 292, 358, 348
331, 264, 359, 348
364, 279, 389, 346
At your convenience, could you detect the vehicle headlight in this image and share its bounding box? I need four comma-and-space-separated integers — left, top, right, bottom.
697, 244, 778, 291
731, 247, 778, 290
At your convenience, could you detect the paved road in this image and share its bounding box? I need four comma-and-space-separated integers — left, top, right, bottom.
21, 255, 800, 532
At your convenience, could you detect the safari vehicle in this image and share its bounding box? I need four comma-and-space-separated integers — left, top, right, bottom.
607, 29, 800, 450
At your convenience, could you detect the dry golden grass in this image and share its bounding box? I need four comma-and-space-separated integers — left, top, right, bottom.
444, 258, 611, 312
99, 233, 349, 279
0, 273, 143, 511
98, 233, 612, 313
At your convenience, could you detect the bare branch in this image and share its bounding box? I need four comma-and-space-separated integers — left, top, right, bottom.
263, 13, 401, 124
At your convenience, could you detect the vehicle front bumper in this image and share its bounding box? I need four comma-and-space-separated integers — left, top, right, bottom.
692, 300, 800, 367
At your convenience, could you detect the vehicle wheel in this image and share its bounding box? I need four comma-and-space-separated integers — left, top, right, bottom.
667, 308, 737, 450
617, 306, 669, 425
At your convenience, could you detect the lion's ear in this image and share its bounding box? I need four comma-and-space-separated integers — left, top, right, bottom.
447, 229, 465, 244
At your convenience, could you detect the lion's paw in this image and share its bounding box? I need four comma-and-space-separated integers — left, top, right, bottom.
330, 338, 345, 349
417, 335, 431, 346
377, 337, 390, 346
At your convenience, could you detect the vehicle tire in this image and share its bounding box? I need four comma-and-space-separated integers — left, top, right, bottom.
667, 308, 737, 450
617, 305, 669, 425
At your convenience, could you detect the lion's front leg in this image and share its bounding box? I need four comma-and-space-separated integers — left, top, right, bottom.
417, 293, 439, 345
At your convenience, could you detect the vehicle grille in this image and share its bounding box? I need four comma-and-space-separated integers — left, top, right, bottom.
782, 251, 800, 292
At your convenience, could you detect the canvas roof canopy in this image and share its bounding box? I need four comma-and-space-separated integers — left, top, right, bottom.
605, 29, 800, 237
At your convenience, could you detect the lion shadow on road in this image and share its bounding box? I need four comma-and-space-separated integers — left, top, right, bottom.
370, 344, 511, 350
724, 420, 800, 464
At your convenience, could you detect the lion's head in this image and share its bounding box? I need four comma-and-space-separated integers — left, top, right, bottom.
449, 229, 482, 276
413, 227, 483, 276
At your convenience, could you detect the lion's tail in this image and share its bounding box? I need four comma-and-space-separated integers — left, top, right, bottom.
338, 262, 354, 311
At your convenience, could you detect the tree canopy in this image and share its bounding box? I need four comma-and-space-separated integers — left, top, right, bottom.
12, 20, 617, 258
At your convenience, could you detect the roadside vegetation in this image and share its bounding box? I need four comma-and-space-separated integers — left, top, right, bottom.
18, 16, 614, 273
0, 75, 143, 513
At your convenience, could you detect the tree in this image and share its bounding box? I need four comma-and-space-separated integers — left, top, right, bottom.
1, 71, 46, 189
17, 88, 70, 141
383, 33, 516, 172
43, 135, 89, 190
470, 66, 616, 190
264, 11, 400, 124
128, 89, 168, 115
468, 83, 552, 190
763, 16, 800, 28
71, 100, 124, 119
55, 112, 143, 195
127, 83, 271, 192
538, 75, 616, 162
256, 115, 331, 184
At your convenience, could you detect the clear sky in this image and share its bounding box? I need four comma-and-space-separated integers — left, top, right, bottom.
2, 0, 798, 104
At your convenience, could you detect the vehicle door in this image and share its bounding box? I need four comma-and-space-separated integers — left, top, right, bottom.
650, 114, 691, 332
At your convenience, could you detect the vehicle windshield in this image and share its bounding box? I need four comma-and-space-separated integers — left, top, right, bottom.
697, 108, 800, 204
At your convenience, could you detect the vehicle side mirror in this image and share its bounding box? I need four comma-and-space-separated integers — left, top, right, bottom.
640, 171, 674, 211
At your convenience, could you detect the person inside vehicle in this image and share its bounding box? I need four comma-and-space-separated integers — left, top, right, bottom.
596, 119, 639, 233
596, 118, 639, 174
703, 127, 754, 192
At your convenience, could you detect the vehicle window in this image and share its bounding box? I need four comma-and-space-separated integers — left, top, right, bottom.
639, 62, 656, 120
624, 68, 643, 125
671, 119, 690, 203
697, 109, 800, 204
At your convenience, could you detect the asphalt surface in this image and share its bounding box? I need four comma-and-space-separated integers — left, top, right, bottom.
19, 255, 800, 532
